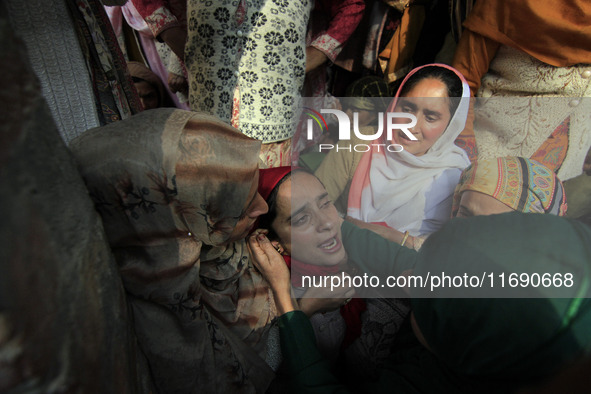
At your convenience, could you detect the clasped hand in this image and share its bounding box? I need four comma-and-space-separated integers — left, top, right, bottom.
247, 230, 355, 316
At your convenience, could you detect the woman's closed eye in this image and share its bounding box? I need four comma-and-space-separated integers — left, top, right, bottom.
457, 206, 473, 217
292, 214, 309, 226
400, 105, 414, 113
424, 109, 442, 123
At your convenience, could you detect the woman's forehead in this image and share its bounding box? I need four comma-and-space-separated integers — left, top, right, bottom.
405, 78, 448, 98
276, 173, 325, 210
289, 172, 325, 193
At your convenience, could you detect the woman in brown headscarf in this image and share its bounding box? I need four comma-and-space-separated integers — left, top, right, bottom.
70, 108, 277, 393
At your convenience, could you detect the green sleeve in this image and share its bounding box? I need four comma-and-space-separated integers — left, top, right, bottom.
278, 311, 351, 394
341, 220, 418, 277
277, 244, 462, 393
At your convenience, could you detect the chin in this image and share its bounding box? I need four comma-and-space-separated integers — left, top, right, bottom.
329, 252, 348, 267
314, 254, 346, 267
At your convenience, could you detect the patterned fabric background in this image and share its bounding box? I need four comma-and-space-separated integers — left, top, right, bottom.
186, 0, 311, 142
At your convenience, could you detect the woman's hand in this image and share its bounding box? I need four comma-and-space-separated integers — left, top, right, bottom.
305, 47, 329, 73
247, 231, 295, 314
168, 72, 188, 95
298, 276, 355, 317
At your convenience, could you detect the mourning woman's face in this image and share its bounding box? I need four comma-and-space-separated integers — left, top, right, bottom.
271, 172, 347, 267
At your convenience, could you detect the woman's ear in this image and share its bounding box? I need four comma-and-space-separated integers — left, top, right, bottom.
270, 240, 285, 255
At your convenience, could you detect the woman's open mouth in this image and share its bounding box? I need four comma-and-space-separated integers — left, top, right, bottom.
318, 236, 342, 253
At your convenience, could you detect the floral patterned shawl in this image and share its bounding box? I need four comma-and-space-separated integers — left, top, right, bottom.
452, 156, 568, 217
70, 108, 276, 393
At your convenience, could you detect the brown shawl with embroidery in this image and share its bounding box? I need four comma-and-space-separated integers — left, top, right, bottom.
70, 108, 276, 393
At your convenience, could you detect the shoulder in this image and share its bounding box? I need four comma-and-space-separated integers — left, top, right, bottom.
433, 167, 463, 187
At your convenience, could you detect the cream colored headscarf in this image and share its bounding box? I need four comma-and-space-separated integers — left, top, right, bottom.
348, 64, 471, 236
70, 108, 275, 393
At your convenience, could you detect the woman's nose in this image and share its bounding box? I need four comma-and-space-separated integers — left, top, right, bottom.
248, 193, 268, 218
408, 118, 421, 134
317, 210, 335, 232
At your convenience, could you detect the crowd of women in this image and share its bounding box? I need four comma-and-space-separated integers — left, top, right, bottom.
69, 58, 591, 392
69, 104, 591, 393
9, 0, 591, 392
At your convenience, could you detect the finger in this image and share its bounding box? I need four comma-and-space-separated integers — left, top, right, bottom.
248, 231, 267, 247
256, 233, 281, 256
270, 241, 284, 254
247, 233, 261, 252
247, 234, 269, 266
251, 228, 269, 237
245, 240, 261, 269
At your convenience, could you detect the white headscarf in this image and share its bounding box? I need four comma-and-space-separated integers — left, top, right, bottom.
348, 64, 471, 235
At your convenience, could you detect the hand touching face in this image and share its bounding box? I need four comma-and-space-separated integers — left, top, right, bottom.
247, 230, 295, 315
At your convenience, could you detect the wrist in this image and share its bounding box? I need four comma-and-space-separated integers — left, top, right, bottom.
274, 289, 296, 315
400, 231, 410, 247
298, 298, 311, 316
298, 298, 319, 317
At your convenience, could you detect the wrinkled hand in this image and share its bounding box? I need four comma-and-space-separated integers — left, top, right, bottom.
247, 231, 295, 314
299, 275, 355, 316
247, 230, 290, 291
168, 72, 188, 95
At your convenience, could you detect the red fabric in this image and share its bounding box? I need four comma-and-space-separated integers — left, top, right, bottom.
258, 166, 294, 201
130, 0, 167, 19
339, 294, 366, 349
132, 0, 186, 25
130, 0, 182, 37
251, 166, 294, 236
309, 0, 365, 57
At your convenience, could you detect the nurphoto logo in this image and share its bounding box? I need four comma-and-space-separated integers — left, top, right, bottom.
303, 107, 416, 153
